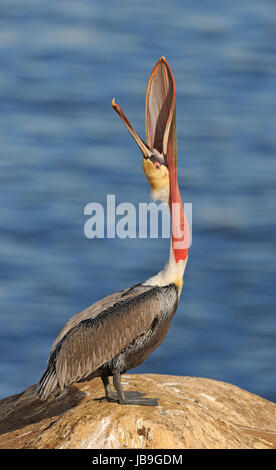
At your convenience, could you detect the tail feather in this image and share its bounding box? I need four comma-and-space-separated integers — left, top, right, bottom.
36, 364, 59, 401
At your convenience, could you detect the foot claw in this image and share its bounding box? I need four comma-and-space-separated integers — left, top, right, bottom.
97, 383, 158, 406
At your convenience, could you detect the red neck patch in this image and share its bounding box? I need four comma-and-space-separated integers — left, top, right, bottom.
169, 167, 189, 262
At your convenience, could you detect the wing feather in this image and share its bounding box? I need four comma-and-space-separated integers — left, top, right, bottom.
50, 284, 153, 353
53, 286, 167, 389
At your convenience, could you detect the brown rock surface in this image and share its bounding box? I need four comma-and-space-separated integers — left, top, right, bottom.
0, 374, 275, 449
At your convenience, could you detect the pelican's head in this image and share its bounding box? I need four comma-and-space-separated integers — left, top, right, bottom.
112, 56, 178, 203
112, 57, 189, 263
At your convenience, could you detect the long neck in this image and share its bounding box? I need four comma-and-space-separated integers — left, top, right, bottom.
144, 174, 189, 296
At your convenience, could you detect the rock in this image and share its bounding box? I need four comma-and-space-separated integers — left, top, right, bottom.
0, 374, 275, 449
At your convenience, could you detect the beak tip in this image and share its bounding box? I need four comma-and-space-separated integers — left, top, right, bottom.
111, 97, 116, 107
160, 56, 166, 63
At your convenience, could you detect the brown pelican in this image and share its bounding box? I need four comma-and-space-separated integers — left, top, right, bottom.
37, 57, 189, 406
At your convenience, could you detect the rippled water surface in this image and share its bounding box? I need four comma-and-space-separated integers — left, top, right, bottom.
0, 0, 275, 401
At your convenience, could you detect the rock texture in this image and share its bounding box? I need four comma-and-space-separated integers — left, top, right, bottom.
0, 374, 275, 449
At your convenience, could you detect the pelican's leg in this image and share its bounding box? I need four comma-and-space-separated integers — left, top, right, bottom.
113, 373, 158, 406
101, 376, 117, 401
112, 373, 126, 403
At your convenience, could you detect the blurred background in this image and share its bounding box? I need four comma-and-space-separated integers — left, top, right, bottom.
0, 0, 275, 402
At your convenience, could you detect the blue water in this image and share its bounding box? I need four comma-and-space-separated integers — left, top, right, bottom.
0, 0, 275, 402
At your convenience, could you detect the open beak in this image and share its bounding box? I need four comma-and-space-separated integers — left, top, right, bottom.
111, 98, 152, 159
112, 57, 189, 261
112, 56, 176, 170
145, 56, 176, 168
